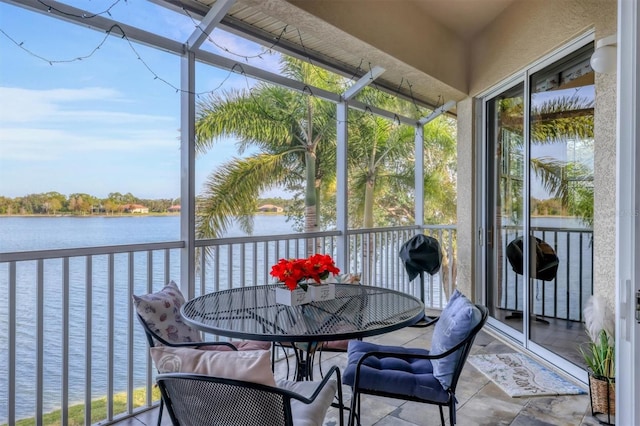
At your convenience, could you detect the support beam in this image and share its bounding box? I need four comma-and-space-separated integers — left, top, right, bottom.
414, 125, 425, 228
336, 102, 349, 271
191, 52, 418, 125
180, 50, 197, 299
349, 99, 417, 126
337, 64, 384, 272
343, 65, 385, 100
419, 100, 457, 125
187, 0, 235, 50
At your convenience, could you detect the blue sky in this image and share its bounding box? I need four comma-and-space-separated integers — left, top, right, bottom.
0, 0, 286, 200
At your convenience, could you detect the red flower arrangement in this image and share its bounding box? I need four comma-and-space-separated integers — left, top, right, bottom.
270, 254, 340, 291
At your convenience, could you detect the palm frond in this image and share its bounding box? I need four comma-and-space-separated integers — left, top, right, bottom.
196, 154, 293, 240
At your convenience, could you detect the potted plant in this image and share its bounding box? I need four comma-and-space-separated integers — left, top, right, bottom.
270, 254, 340, 305
580, 296, 615, 424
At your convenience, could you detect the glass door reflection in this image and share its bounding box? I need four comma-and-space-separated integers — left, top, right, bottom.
528, 46, 594, 366
487, 83, 525, 335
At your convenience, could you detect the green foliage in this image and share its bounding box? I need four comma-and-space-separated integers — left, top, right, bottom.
531, 197, 564, 216
194, 56, 343, 237
0, 192, 179, 216
580, 329, 615, 380
567, 181, 594, 228
193, 55, 460, 237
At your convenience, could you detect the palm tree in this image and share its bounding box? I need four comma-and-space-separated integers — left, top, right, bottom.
195, 57, 460, 287
347, 112, 414, 229
195, 58, 343, 240
531, 96, 594, 227
341, 88, 457, 283
345, 89, 457, 229
498, 95, 595, 226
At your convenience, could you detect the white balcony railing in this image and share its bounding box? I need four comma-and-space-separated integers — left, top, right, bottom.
0, 226, 454, 425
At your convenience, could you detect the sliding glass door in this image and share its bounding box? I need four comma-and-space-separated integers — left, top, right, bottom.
485, 43, 594, 367
486, 83, 525, 336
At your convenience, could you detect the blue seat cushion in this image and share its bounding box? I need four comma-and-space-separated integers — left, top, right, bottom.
431, 290, 481, 389
343, 341, 450, 403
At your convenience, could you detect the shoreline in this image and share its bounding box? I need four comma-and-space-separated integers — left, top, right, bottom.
0, 212, 286, 218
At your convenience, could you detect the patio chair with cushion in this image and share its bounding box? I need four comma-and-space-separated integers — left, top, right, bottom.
343, 290, 488, 426
156, 364, 344, 426
133, 280, 274, 425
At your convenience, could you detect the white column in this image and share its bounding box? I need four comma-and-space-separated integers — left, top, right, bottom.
180, 50, 197, 299
416, 100, 455, 227
336, 102, 349, 270
414, 125, 424, 228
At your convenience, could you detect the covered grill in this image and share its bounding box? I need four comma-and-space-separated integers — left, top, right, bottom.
399, 234, 442, 317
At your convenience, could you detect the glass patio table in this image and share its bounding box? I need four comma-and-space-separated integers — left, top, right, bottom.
181, 283, 425, 381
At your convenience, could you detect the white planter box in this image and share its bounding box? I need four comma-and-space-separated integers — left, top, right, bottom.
274, 286, 311, 306
308, 283, 336, 302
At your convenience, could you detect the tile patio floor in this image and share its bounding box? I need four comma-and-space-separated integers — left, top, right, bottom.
116, 323, 606, 426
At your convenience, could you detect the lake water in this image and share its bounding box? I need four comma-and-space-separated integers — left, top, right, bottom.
0, 215, 295, 252
0, 215, 295, 422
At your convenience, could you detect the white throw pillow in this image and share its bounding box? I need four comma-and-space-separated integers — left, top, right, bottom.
150, 347, 276, 387
277, 379, 337, 426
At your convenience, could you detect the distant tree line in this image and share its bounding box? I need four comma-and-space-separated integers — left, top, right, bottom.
0, 192, 292, 216
0, 192, 179, 216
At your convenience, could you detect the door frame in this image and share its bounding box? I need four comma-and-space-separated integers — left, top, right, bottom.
616, 0, 638, 422
477, 32, 595, 384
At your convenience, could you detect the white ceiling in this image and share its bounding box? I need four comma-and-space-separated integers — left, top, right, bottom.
411, 0, 516, 40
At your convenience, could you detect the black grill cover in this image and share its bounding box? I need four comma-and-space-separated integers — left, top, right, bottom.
399, 234, 442, 281
506, 236, 559, 282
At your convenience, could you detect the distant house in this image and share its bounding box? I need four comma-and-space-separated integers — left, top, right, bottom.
123, 203, 149, 214
168, 205, 181, 213
257, 204, 284, 213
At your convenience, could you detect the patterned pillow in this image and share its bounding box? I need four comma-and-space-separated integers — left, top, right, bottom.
430, 289, 481, 389
133, 280, 202, 344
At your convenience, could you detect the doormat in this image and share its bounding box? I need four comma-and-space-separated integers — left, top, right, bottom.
468, 353, 586, 397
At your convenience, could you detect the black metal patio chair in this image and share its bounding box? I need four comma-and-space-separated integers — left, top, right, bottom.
343, 292, 488, 426
133, 281, 276, 425
156, 365, 344, 426
136, 312, 292, 424
136, 312, 253, 426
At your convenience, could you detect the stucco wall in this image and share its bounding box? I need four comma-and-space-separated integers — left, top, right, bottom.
457, 0, 617, 309
455, 97, 476, 299
593, 70, 617, 309
469, 0, 617, 96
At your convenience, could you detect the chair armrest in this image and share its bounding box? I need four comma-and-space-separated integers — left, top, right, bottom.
405, 314, 440, 329
353, 333, 470, 369
288, 365, 342, 405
